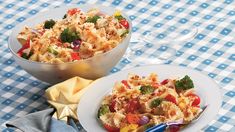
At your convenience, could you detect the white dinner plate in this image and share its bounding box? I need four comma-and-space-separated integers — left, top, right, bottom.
77, 65, 221, 132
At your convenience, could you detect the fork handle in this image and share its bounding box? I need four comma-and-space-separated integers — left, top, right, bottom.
145, 123, 167, 132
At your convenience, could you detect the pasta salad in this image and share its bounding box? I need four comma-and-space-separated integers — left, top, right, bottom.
98, 73, 202, 132
17, 8, 129, 63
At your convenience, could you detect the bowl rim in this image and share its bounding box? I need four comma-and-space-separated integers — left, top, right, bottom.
8, 4, 132, 66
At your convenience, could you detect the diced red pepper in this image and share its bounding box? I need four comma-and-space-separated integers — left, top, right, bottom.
17, 38, 30, 57
67, 8, 80, 16
121, 80, 130, 88
165, 94, 177, 104
160, 79, 169, 85
119, 19, 129, 29
70, 52, 80, 61
103, 124, 119, 132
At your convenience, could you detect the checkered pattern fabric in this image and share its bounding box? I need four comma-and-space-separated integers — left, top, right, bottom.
0, 0, 234, 132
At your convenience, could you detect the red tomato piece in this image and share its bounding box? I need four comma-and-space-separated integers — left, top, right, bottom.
103, 124, 119, 132
187, 94, 201, 106
126, 114, 140, 124
17, 38, 30, 56
160, 79, 169, 85
126, 98, 140, 113
70, 52, 80, 61
119, 19, 129, 29
165, 94, 177, 104
67, 8, 80, 16
121, 80, 130, 88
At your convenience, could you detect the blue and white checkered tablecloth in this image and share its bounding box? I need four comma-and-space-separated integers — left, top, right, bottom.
0, 0, 235, 131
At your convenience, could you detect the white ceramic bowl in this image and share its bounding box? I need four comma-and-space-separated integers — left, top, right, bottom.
8, 5, 132, 84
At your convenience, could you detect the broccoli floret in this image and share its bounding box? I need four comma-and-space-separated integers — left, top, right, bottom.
97, 104, 110, 118
60, 28, 80, 43
86, 15, 101, 23
44, 19, 55, 29
175, 75, 194, 90
140, 85, 155, 94
150, 98, 163, 108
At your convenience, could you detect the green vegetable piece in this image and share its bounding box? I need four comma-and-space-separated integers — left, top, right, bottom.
150, 98, 163, 108
48, 47, 58, 55
115, 15, 124, 21
86, 15, 101, 23
97, 104, 110, 118
175, 75, 194, 90
44, 19, 55, 29
60, 28, 80, 43
22, 53, 28, 59
22, 52, 33, 59
121, 30, 129, 37
140, 85, 155, 94
63, 14, 67, 19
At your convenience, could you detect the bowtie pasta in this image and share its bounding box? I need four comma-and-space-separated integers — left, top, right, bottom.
98, 73, 202, 132
17, 8, 129, 63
